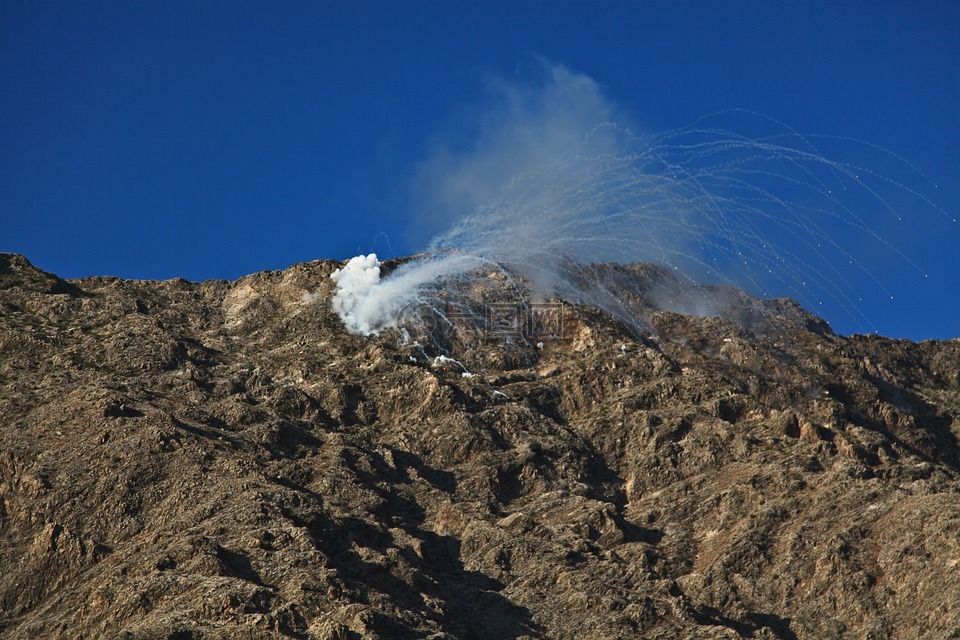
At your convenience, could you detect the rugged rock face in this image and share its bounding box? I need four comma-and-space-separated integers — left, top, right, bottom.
1, 252, 958, 639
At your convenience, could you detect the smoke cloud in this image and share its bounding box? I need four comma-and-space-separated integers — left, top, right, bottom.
331, 61, 949, 337
331, 251, 486, 336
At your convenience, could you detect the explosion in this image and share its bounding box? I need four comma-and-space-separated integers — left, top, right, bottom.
331, 63, 952, 339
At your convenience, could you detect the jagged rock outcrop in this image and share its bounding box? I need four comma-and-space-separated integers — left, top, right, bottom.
1, 252, 958, 639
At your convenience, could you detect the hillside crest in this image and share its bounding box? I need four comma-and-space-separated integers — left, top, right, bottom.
1, 253, 958, 639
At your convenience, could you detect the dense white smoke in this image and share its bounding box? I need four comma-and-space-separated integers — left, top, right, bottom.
331, 61, 951, 337
329, 254, 384, 335
331, 251, 485, 335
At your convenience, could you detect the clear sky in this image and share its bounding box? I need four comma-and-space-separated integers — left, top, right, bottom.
2, 1, 958, 340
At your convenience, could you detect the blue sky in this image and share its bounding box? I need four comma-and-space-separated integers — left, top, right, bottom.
2, 1, 958, 339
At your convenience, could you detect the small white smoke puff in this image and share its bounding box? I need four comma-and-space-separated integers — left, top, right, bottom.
330, 254, 386, 335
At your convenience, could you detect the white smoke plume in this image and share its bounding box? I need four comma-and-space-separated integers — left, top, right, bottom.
331, 252, 485, 336
329, 254, 384, 335
331, 61, 952, 337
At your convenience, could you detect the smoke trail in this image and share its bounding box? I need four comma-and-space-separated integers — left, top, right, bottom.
331, 62, 952, 339
331, 251, 487, 336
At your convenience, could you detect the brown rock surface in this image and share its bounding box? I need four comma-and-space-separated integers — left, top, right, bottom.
1, 252, 958, 639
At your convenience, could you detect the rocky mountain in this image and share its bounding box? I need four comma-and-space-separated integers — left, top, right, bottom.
1, 252, 958, 639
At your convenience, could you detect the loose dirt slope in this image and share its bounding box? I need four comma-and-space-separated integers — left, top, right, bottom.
1, 253, 958, 639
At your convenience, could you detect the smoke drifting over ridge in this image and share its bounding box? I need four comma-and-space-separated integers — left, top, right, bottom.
332, 62, 952, 339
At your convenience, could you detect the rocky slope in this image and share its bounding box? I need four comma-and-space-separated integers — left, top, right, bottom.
1, 252, 958, 639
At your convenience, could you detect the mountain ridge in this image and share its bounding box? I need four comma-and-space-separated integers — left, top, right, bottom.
1, 252, 958, 639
